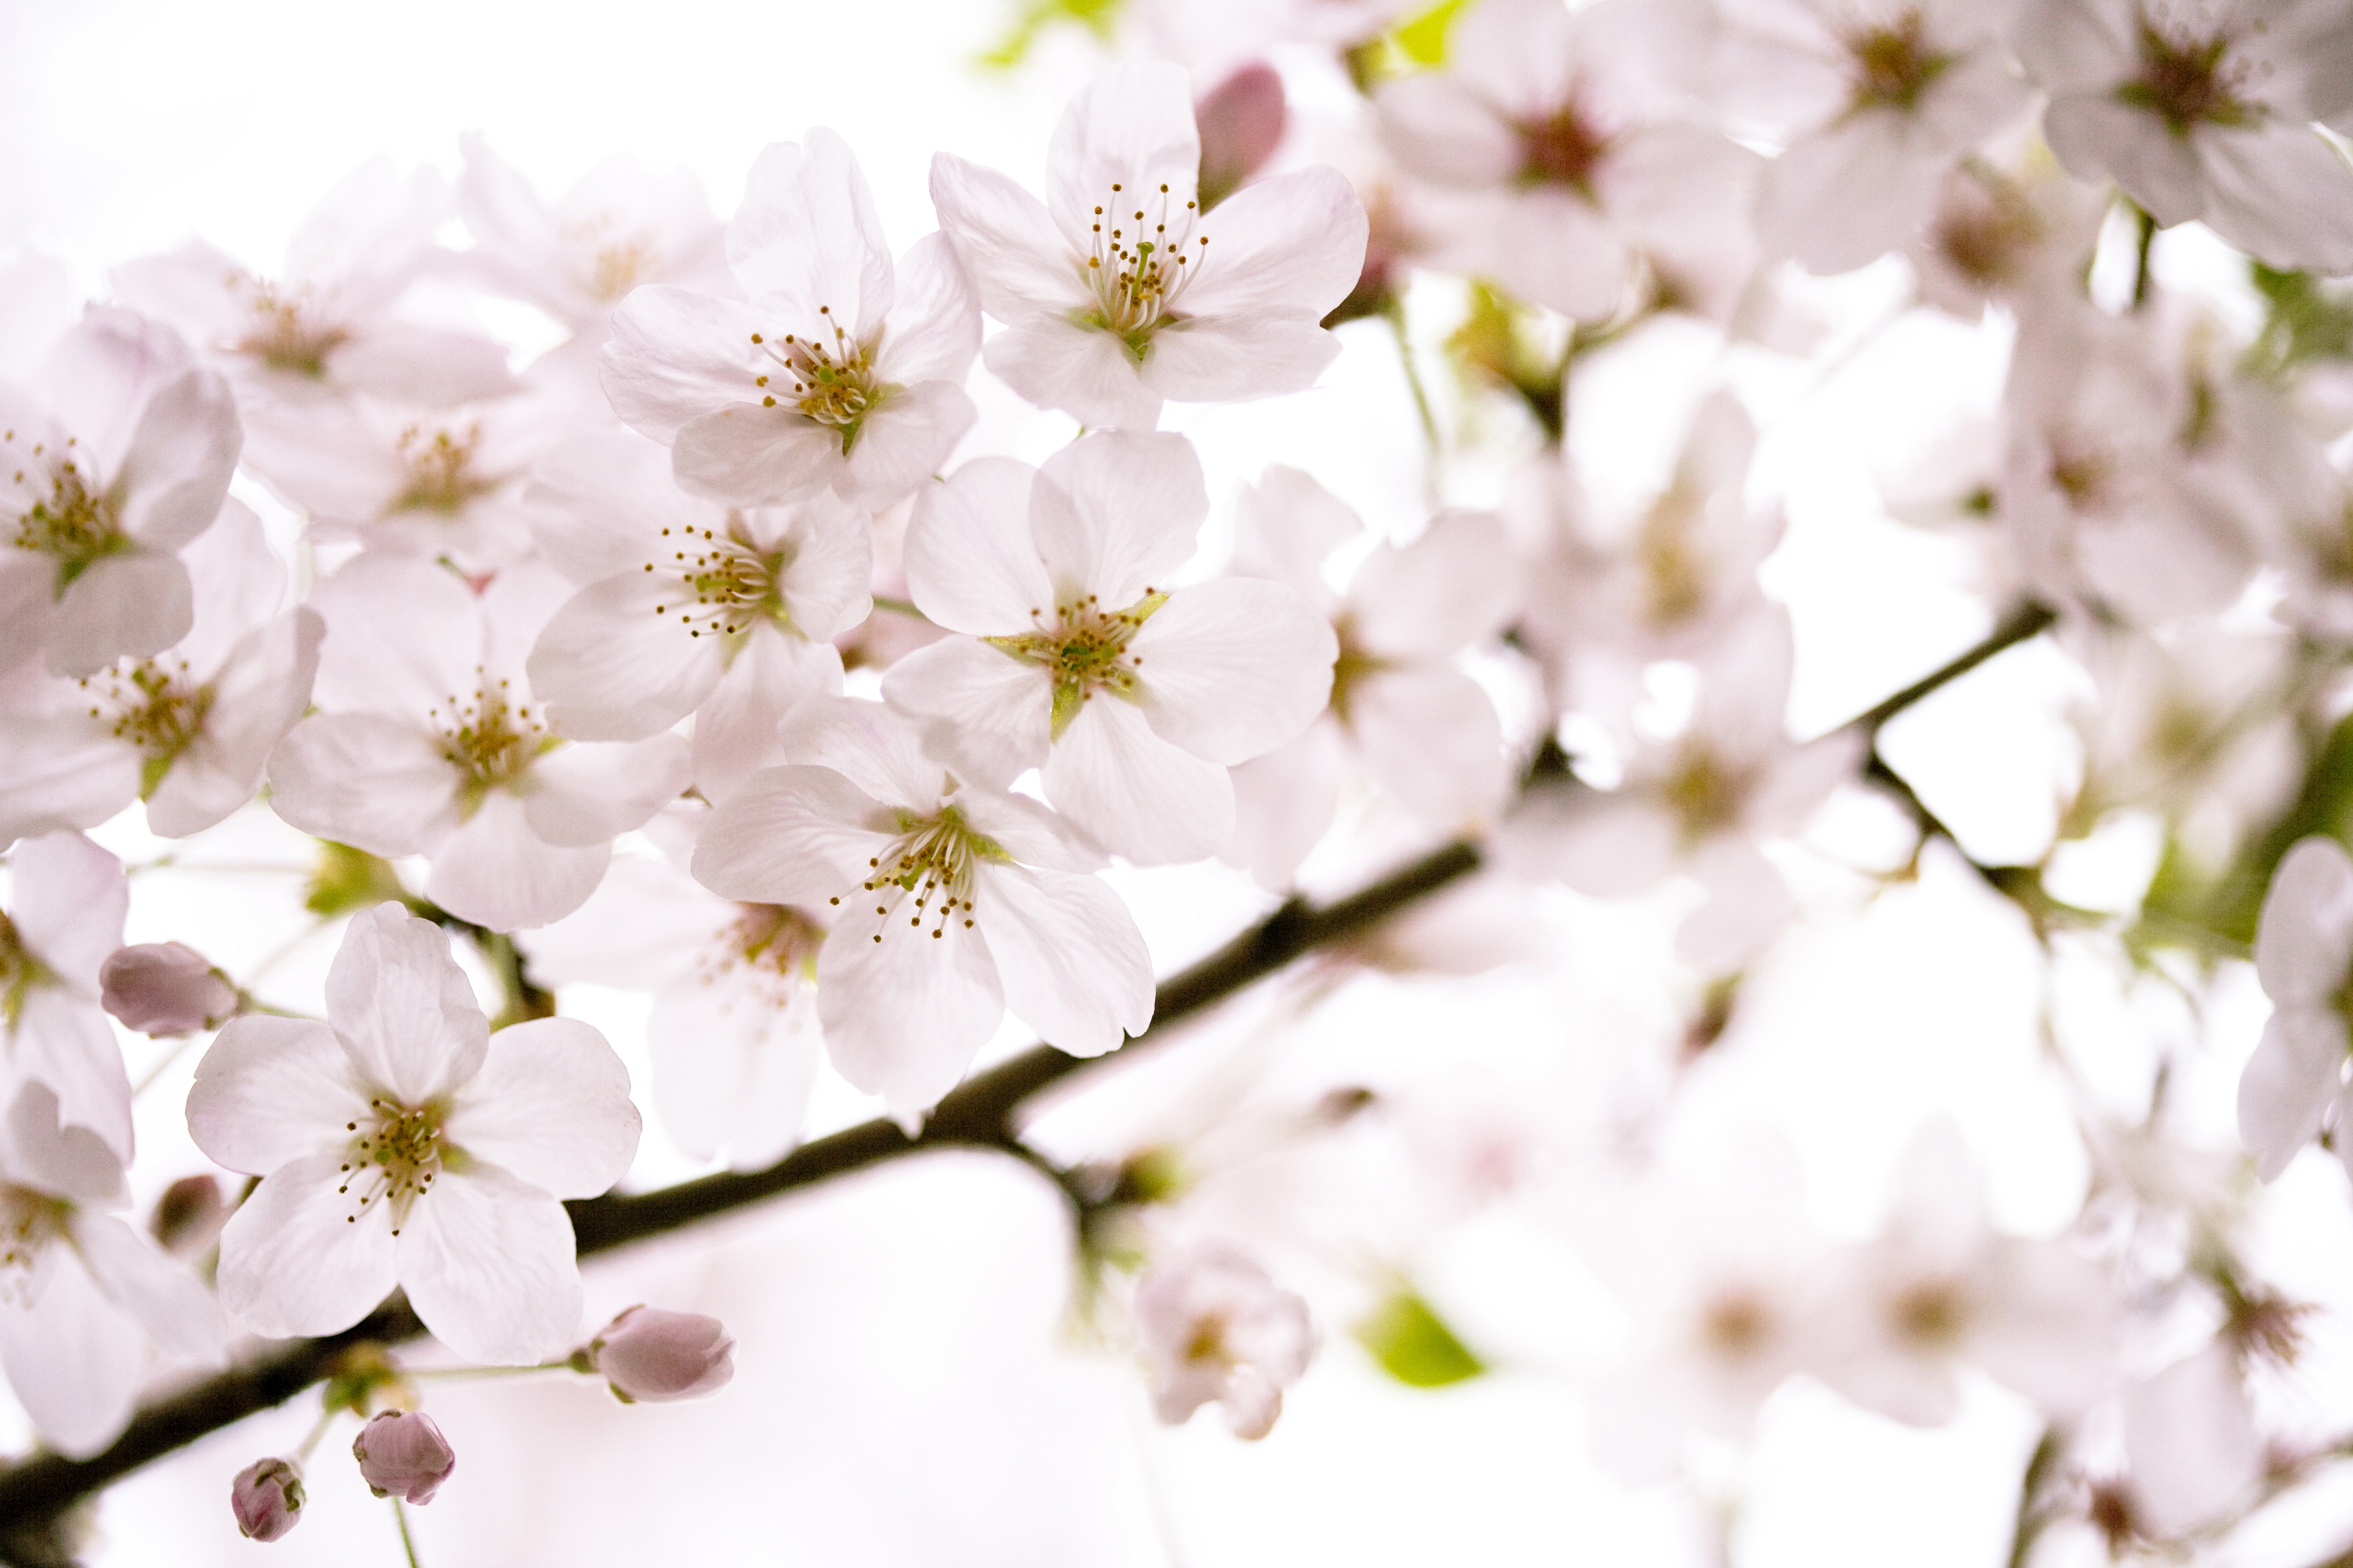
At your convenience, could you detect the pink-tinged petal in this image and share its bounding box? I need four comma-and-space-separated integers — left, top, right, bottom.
326, 904, 490, 1102
45, 552, 192, 679
425, 791, 610, 932
2194, 123, 2353, 274
0, 1084, 123, 1206
111, 367, 240, 549
690, 623, 843, 803
523, 735, 690, 848
10, 988, 134, 1163
881, 636, 1049, 787
905, 457, 1051, 633
1474, 189, 1633, 322
305, 553, 483, 717
1349, 512, 1519, 659
1047, 62, 1202, 239
693, 764, 893, 904
2042, 95, 2205, 225
2011, 0, 2135, 93
0, 1250, 146, 1458
1166, 166, 1365, 325
526, 429, 711, 584
1230, 466, 1357, 600
776, 697, 951, 810
0, 557, 54, 674
1374, 75, 1522, 186
2240, 1013, 2345, 1180
1348, 665, 1510, 826
1676, 835, 1795, 974
39, 307, 196, 477
973, 862, 1151, 1056
672, 403, 840, 504
1131, 578, 1336, 765
330, 325, 518, 407
397, 1163, 582, 1365
1141, 317, 1340, 407
1223, 723, 1347, 890
2255, 836, 2353, 1007
1758, 121, 1948, 275
1032, 432, 1208, 606
445, 1016, 639, 1199
600, 287, 770, 443
529, 573, 720, 741
215, 1152, 400, 1338
837, 378, 973, 508
876, 230, 980, 387
816, 908, 1001, 1119
1449, 0, 1578, 118
769, 490, 874, 637
1045, 693, 1234, 865
266, 713, 463, 858
146, 606, 323, 838
70, 1209, 226, 1361
0, 720, 137, 852
187, 1015, 367, 1174
649, 976, 821, 1171
950, 787, 1107, 874
1499, 787, 1680, 896
729, 130, 896, 340
928, 155, 1091, 321
982, 315, 1164, 431
10, 831, 126, 989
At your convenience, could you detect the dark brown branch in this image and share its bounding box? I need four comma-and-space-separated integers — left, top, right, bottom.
1848, 599, 2056, 739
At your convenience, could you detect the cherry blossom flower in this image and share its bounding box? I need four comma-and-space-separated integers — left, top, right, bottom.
1133, 1242, 1313, 1440
111, 160, 515, 411
266, 555, 690, 931
524, 853, 827, 1171
522, 429, 871, 801
691, 698, 1153, 1120
1, 832, 134, 1162
2015, 0, 2353, 272
2120, 1340, 2264, 1538
1903, 150, 2108, 318
603, 129, 977, 510
882, 432, 1336, 865
1371, 0, 1757, 320
930, 61, 1366, 429
0, 499, 322, 844
2239, 835, 2353, 1183
187, 903, 642, 1363
0, 307, 241, 679
1222, 466, 1519, 887
0, 1084, 226, 1458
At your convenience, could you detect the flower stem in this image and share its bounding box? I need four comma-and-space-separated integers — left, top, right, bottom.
2130, 201, 2158, 309
1382, 296, 1442, 457
393, 1498, 424, 1568
403, 1360, 575, 1382
293, 1404, 339, 1464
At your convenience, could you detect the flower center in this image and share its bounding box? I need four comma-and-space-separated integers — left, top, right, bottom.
393, 424, 501, 516
1698, 1286, 1777, 1361
693, 902, 827, 1010
987, 587, 1169, 739
750, 310, 893, 453
230, 280, 349, 377
1842, 11, 1951, 114
0, 913, 52, 1032
6, 435, 129, 595
2116, 14, 2262, 133
0, 1186, 67, 1305
646, 518, 792, 644
2049, 435, 2117, 510
430, 678, 551, 805
338, 1097, 448, 1235
1080, 181, 1207, 361
1328, 618, 1389, 725
1662, 744, 1752, 845
1890, 1275, 1970, 1347
1514, 99, 1613, 196
828, 804, 1007, 946
1929, 166, 2043, 291
79, 657, 215, 796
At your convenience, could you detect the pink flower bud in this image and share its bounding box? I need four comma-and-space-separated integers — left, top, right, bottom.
588, 1306, 736, 1403
230, 1457, 303, 1541
100, 942, 236, 1036
1195, 62, 1286, 210
152, 1173, 230, 1256
351, 1411, 455, 1503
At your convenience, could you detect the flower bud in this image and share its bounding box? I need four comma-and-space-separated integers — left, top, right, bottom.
587, 1306, 736, 1403
100, 942, 236, 1036
230, 1457, 303, 1541
351, 1411, 454, 1504
1195, 62, 1286, 211
151, 1173, 230, 1256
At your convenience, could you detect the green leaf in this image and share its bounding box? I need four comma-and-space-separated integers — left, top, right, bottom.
2145, 705, 2353, 947
978, 0, 1126, 70
1393, 0, 1468, 65
304, 841, 414, 919
2243, 263, 2353, 381
1354, 1287, 1485, 1388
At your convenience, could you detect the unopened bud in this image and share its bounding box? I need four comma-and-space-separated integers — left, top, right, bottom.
351, 1411, 454, 1504
231, 1457, 303, 1541
100, 943, 236, 1036
152, 1173, 230, 1256
587, 1306, 736, 1403
1195, 62, 1287, 210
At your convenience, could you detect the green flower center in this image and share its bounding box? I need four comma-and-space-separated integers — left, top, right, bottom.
432, 679, 554, 808
1079, 180, 1208, 362
79, 657, 215, 797
1843, 11, 1952, 115
7, 436, 130, 596
987, 587, 1170, 740
750, 309, 897, 453
339, 1096, 453, 1235
646, 518, 793, 646
2116, 17, 2260, 133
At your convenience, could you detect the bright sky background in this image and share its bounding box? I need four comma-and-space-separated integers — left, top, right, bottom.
3, 1, 2335, 1565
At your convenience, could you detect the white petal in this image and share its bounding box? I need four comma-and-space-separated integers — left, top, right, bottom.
973, 862, 1152, 1056
111, 366, 240, 549
1348, 511, 1520, 659
146, 605, 323, 838
881, 636, 1050, 788
71, 1209, 226, 1361
9, 988, 134, 1164
215, 1152, 401, 1338
2239, 1013, 2344, 1181
529, 573, 724, 741
445, 1016, 639, 1198
1349, 666, 1510, 826
325, 903, 491, 1102
8, 830, 127, 988
397, 1163, 583, 1365
672, 403, 841, 504
904, 457, 1053, 633
928, 154, 1090, 322
1046, 62, 1201, 241
1141, 316, 1340, 407
1032, 432, 1208, 606
690, 621, 843, 803
1044, 695, 1234, 866
729, 130, 895, 341
523, 735, 691, 847
600, 287, 769, 443
0, 1250, 145, 1458
1131, 578, 1336, 764
45, 552, 192, 678
2194, 122, 2353, 274
876, 229, 980, 387
982, 315, 1163, 431
2256, 836, 2353, 1007
304, 553, 484, 717
816, 911, 1002, 1118
425, 791, 611, 931
264, 713, 463, 858
187, 1015, 367, 1175
648, 975, 821, 1170
1222, 724, 1347, 889
2043, 95, 2205, 225
692, 764, 892, 904
1165, 165, 1366, 325
836, 377, 973, 508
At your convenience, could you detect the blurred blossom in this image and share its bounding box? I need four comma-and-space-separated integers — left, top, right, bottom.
1194, 64, 1289, 211
1135, 1242, 1314, 1440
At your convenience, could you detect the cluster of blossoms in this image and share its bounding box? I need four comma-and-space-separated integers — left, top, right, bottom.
6, 0, 2353, 1558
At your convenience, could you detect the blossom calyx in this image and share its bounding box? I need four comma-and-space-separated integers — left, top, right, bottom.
586, 1305, 737, 1403
231, 1457, 304, 1541
100, 942, 237, 1035
352, 1410, 455, 1503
